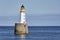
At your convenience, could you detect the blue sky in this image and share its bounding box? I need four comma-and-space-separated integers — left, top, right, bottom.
0, 0, 60, 26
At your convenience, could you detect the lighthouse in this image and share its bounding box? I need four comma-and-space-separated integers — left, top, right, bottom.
20, 5, 26, 24
15, 5, 28, 35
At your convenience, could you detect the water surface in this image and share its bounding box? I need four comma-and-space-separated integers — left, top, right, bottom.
0, 26, 60, 40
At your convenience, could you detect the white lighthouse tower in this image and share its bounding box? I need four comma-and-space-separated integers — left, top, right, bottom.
20, 5, 26, 24
15, 5, 28, 35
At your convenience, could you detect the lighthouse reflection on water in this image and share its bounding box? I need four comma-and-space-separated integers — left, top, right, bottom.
20, 35, 26, 40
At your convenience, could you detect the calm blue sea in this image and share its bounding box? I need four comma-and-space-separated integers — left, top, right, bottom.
0, 26, 60, 40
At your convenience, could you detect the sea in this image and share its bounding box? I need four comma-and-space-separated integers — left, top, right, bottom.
0, 26, 60, 40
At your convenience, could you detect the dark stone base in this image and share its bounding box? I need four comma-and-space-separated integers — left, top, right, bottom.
14, 23, 28, 35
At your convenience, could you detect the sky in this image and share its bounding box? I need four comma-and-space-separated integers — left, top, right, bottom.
0, 0, 60, 26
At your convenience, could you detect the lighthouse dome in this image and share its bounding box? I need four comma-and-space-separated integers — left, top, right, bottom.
21, 5, 24, 8
20, 5, 25, 12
